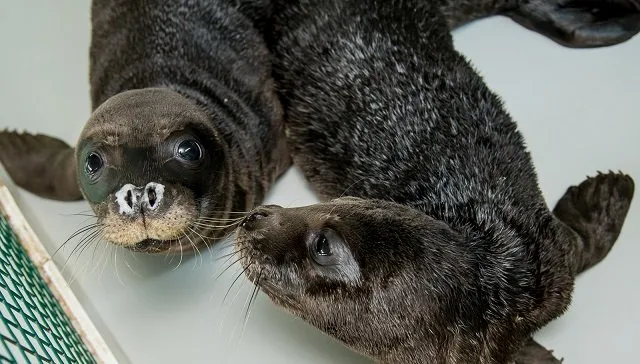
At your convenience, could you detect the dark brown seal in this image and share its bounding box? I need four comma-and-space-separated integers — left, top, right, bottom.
232, 0, 636, 362
0, 0, 290, 253
237, 175, 634, 363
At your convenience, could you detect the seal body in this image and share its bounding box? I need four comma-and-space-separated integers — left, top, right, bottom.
0, 0, 290, 253
233, 0, 636, 362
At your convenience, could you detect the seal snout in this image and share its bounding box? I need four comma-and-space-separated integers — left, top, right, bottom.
115, 182, 165, 216
240, 205, 284, 231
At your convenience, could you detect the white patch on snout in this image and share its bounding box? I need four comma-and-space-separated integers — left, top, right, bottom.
114, 184, 142, 215
142, 182, 165, 211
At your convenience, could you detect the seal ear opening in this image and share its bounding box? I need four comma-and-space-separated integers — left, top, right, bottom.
507, 0, 640, 48
0, 130, 82, 201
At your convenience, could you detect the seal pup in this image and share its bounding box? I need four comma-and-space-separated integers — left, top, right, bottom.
0, 0, 290, 253
233, 0, 635, 362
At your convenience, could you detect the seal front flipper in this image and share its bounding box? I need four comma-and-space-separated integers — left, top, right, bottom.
553, 171, 634, 273
514, 338, 563, 363
0, 130, 81, 201
507, 0, 640, 48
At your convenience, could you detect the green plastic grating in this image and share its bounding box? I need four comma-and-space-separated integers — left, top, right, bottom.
0, 212, 95, 363
0, 180, 116, 364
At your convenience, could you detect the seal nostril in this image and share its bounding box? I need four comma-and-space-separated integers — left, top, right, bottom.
141, 182, 164, 211
148, 188, 157, 207
125, 190, 134, 208
241, 210, 269, 230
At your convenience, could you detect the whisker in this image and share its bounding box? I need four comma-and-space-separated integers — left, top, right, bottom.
99, 240, 111, 278
215, 264, 249, 345
124, 256, 144, 279
53, 223, 101, 259
215, 247, 247, 263
224, 263, 252, 304
197, 219, 245, 226
89, 237, 108, 276
90, 234, 103, 267
114, 246, 126, 286
73, 231, 103, 275
183, 231, 201, 270
57, 208, 96, 217
187, 226, 214, 261
66, 230, 103, 286
241, 269, 262, 338
198, 215, 246, 222
216, 255, 245, 280
172, 236, 184, 271
187, 225, 214, 242
218, 232, 242, 249
58, 212, 98, 218
191, 221, 242, 229
77, 231, 101, 258
207, 210, 250, 215
60, 228, 102, 273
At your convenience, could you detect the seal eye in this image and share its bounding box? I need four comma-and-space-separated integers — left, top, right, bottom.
176, 139, 203, 161
315, 234, 332, 256
85, 152, 103, 175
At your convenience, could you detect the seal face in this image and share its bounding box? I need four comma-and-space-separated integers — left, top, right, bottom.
236, 199, 489, 360
236, 201, 368, 312
235, 199, 425, 305
73, 88, 231, 252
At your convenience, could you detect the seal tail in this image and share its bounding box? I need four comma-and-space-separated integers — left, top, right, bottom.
440, 0, 640, 48
0, 130, 82, 201
553, 171, 634, 274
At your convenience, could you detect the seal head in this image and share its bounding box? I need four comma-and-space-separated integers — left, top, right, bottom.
76, 88, 233, 252
236, 198, 490, 363
0, 87, 238, 253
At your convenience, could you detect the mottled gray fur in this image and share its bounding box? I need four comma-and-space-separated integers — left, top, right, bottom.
233, 0, 636, 363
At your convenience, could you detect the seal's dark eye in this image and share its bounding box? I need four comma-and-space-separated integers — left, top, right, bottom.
85, 152, 103, 175
315, 234, 332, 256
176, 139, 203, 161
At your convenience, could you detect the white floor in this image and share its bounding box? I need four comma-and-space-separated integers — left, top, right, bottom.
0, 2, 638, 363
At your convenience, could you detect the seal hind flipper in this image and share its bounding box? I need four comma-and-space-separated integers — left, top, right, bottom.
515, 338, 564, 363
554, 171, 634, 273
0, 130, 82, 201
507, 0, 640, 48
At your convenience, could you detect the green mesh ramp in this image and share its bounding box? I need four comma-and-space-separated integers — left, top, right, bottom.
0, 213, 96, 364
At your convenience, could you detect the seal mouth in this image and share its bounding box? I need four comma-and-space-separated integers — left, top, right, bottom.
129, 238, 174, 253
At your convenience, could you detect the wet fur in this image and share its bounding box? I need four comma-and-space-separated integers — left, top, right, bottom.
233, 0, 636, 362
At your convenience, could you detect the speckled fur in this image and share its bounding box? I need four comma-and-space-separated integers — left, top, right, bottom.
233, 0, 636, 363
